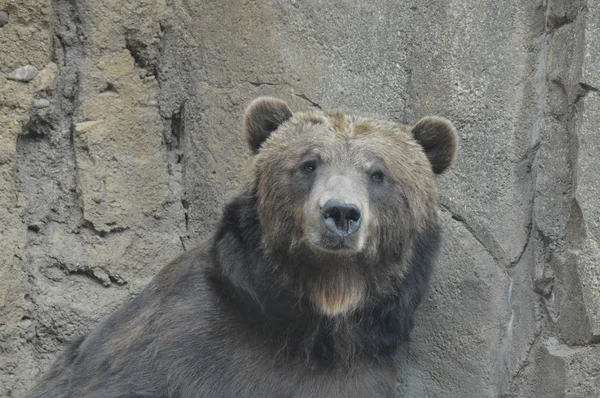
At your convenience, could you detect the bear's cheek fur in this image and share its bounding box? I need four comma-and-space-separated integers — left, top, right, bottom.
257, 169, 310, 252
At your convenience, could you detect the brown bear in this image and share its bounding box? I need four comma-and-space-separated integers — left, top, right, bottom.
28, 97, 457, 398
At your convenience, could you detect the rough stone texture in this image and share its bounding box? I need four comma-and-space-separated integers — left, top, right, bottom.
0, 0, 599, 397
32, 99, 49, 109
0, 10, 8, 27
575, 90, 600, 337
6, 65, 38, 82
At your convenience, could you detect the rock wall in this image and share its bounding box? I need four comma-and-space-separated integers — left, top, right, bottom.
1, 0, 598, 396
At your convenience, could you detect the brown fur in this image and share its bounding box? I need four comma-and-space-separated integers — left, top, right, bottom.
311, 266, 366, 316
244, 97, 293, 153
411, 116, 458, 174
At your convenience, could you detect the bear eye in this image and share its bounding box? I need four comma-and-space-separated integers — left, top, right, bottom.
301, 161, 317, 173
370, 171, 384, 182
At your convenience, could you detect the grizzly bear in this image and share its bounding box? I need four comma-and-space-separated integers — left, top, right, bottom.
28, 97, 457, 398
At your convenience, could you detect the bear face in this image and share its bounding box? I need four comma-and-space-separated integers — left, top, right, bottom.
244, 97, 457, 316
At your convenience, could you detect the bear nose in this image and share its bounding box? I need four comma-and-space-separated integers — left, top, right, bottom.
321, 199, 362, 238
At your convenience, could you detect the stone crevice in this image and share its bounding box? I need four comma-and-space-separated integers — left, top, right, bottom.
294, 93, 323, 110
247, 80, 286, 87
439, 200, 510, 268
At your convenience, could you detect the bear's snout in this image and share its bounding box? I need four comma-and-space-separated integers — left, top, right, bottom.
321, 199, 362, 238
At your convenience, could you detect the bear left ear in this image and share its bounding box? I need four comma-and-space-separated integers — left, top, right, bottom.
411, 116, 458, 174
243, 97, 293, 153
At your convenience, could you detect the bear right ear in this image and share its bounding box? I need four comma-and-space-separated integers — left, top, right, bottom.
243, 97, 293, 153
411, 116, 458, 174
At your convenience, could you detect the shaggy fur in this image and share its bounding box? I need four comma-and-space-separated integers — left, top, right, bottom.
28, 97, 457, 398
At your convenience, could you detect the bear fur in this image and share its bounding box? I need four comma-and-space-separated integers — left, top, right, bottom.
28, 97, 457, 398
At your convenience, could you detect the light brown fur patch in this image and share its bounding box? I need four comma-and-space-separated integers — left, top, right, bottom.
327, 111, 349, 135
310, 270, 366, 316
351, 121, 374, 136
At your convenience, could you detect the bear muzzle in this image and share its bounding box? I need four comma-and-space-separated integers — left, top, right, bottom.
321, 199, 362, 238
304, 174, 370, 253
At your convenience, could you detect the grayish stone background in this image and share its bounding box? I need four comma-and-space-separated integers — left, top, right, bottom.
0, 0, 598, 396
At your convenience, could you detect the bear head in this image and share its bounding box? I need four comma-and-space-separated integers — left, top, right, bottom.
241, 97, 457, 317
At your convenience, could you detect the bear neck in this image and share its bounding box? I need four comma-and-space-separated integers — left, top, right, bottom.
210, 188, 441, 364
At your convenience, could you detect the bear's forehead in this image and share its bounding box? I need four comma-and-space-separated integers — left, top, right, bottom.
269, 111, 423, 160
292, 111, 415, 142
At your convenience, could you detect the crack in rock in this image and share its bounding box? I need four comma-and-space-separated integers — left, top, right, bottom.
294, 93, 322, 110
51, 258, 127, 287
247, 80, 284, 87
439, 200, 510, 268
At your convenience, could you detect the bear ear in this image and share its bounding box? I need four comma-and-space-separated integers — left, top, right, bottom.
411, 116, 458, 174
243, 97, 293, 153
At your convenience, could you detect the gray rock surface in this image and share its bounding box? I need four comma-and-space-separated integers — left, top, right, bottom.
0, 0, 599, 396
7, 65, 38, 82
0, 10, 8, 27
33, 99, 49, 108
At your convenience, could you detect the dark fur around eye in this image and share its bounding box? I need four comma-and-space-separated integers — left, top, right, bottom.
301, 160, 317, 174
370, 171, 384, 182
